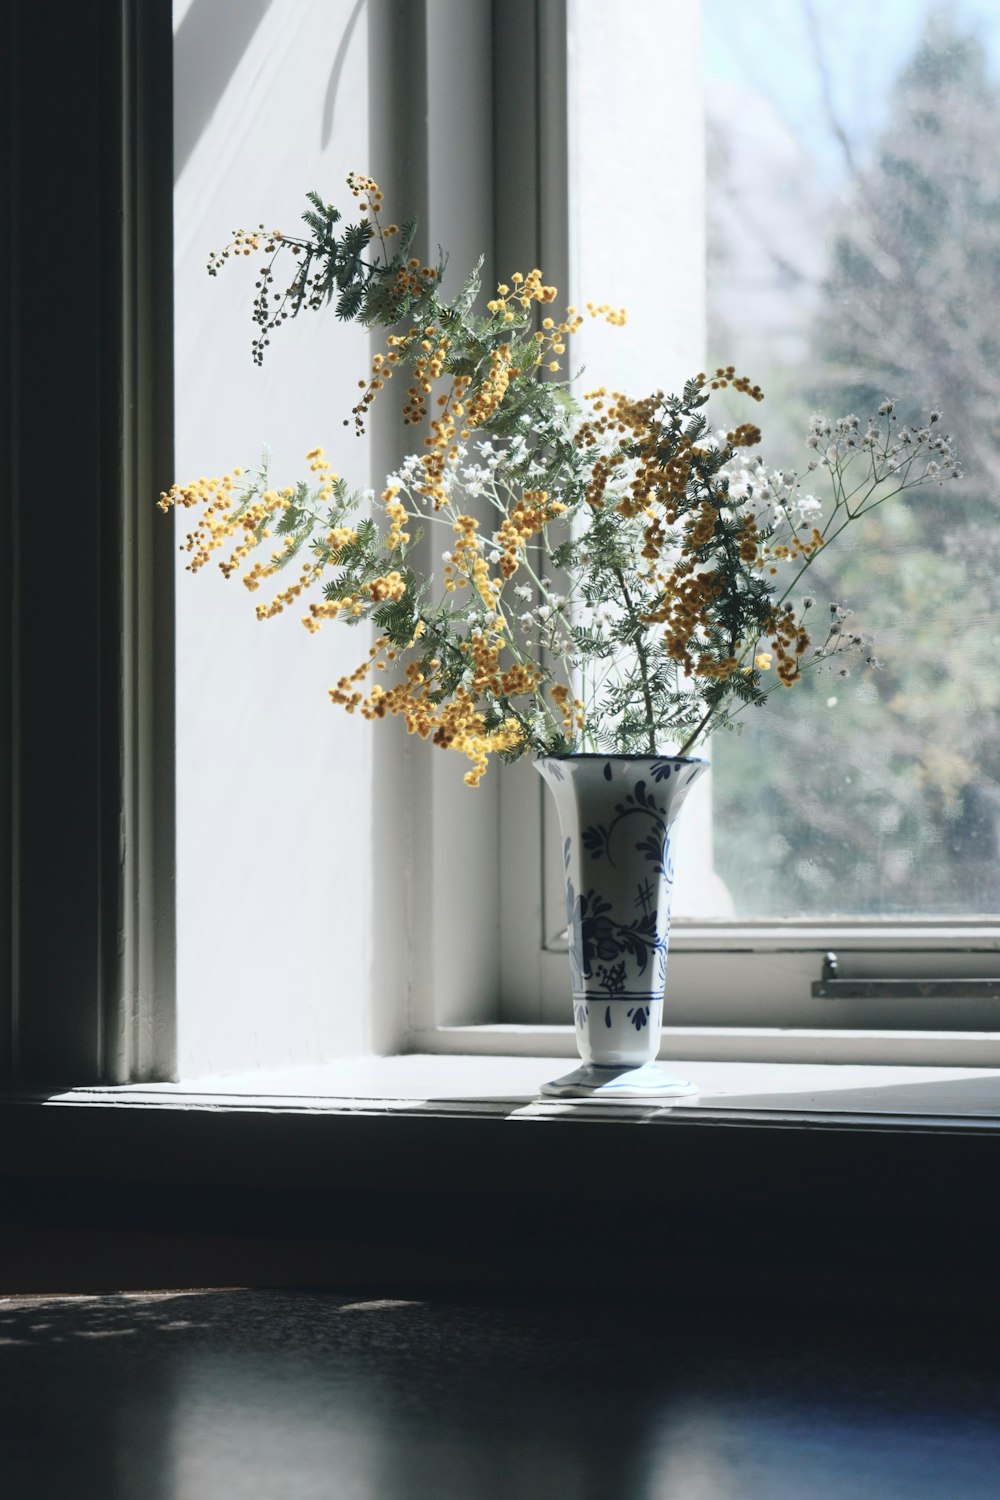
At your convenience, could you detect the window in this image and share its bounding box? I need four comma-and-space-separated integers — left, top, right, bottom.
6, 0, 998, 1091
702, 0, 1000, 921
493, 0, 1000, 1047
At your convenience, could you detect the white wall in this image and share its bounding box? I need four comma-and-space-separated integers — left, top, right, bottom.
173, 0, 376, 1074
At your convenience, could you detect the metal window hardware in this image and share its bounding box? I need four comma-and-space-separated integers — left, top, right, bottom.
812, 952, 1000, 1000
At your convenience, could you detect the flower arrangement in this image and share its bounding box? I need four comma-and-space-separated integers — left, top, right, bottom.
159, 173, 961, 785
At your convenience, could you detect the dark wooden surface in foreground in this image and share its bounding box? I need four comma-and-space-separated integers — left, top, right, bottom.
2, 1099, 999, 1497
1, 1286, 999, 1500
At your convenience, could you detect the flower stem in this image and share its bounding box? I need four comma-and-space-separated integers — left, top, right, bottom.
614, 567, 656, 753
676, 700, 717, 759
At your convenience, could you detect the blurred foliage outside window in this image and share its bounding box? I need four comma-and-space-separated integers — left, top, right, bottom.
702, 1, 1000, 918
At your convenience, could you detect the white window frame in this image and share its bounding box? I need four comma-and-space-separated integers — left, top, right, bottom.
411, 0, 1000, 1061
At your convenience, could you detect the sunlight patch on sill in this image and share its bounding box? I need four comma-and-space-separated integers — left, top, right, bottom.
31, 1050, 1000, 1126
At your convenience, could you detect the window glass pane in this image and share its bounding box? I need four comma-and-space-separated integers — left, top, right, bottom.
703, 0, 1000, 919
565, 0, 1000, 926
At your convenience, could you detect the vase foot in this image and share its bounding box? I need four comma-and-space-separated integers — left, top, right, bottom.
540, 1061, 698, 1101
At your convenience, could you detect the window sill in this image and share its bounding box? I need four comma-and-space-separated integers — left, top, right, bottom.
4, 1053, 1000, 1302
11, 1047, 1000, 1128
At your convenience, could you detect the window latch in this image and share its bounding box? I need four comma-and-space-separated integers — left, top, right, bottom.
812, 951, 1000, 1000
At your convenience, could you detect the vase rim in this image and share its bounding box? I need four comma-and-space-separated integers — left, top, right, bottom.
535, 752, 708, 765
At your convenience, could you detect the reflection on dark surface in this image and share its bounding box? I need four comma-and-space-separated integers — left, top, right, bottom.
1, 1290, 999, 1498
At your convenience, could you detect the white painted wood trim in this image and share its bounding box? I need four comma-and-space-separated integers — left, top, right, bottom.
415, 1023, 1000, 1068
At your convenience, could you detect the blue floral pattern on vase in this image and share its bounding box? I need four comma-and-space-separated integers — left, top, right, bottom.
539, 755, 708, 1067
566, 884, 666, 987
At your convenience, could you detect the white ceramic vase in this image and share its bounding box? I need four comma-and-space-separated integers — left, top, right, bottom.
535, 754, 708, 1100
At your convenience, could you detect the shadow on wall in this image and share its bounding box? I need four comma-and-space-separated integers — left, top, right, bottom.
173, 0, 275, 178
173, 0, 368, 178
